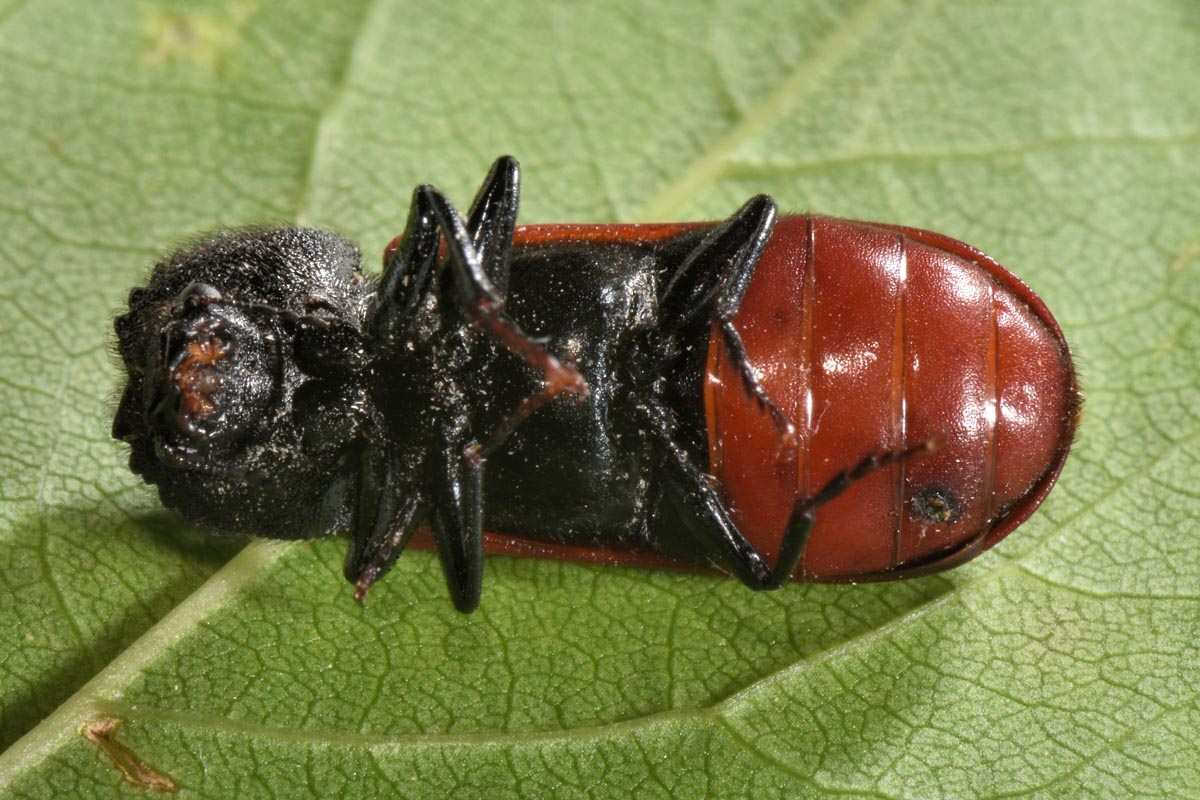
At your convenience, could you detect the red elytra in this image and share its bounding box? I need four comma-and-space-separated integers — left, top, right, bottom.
707, 216, 1079, 581
433, 216, 1079, 581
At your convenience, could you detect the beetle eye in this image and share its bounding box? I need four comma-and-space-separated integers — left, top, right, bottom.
146, 304, 274, 461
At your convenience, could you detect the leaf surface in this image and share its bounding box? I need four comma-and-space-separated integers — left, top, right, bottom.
1, 1, 1198, 797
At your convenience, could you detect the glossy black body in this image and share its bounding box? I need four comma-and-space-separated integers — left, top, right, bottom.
447, 233, 708, 554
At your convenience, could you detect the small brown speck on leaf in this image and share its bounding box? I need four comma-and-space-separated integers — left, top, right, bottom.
82, 719, 178, 793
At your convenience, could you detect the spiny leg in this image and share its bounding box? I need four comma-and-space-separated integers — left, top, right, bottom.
459, 155, 559, 458
373, 185, 440, 339
659, 194, 796, 453
427, 436, 485, 613
423, 186, 584, 396
766, 437, 942, 588
350, 161, 569, 610
346, 185, 441, 605
422, 185, 587, 459
349, 491, 425, 604
375, 155, 518, 329
715, 320, 798, 456
642, 394, 938, 589
464, 155, 520, 296
343, 437, 427, 603
639, 396, 771, 587
659, 194, 776, 334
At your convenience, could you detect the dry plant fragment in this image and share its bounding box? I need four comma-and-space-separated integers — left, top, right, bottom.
82, 719, 178, 793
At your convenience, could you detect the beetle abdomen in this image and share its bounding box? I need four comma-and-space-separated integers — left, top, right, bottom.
706, 216, 1080, 582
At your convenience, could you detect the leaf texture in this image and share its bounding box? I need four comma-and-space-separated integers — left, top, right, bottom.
1, 1, 1198, 797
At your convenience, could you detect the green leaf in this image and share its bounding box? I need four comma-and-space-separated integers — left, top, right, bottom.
2, 0, 1197, 797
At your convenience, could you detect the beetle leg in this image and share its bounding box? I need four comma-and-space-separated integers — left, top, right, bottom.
638, 397, 773, 587
475, 381, 568, 460
714, 320, 798, 456
372, 185, 440, 339
343, 441, 427, 603
423, 185, 587, 402
464, 155, 520, 297
659, 194, 777, 335
642, 395, 938, 588
426, 436, 485, 613
660, 195, 796, 452
768, 438, 941, 587
348, 492, 426, 604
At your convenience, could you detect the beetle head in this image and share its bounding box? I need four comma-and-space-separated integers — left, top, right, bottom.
113, 228, 371, 540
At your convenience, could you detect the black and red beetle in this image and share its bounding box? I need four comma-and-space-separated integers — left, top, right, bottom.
113, 156, 1080, 613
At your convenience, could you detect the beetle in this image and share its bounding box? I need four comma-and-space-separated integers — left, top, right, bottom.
112, 155, 1080, 613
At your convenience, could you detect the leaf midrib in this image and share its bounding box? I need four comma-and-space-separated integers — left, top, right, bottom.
635, 0, 892, 220
0, 541, 290, 788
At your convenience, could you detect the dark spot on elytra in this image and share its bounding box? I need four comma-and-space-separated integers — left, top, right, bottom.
910, 487, 962, 524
